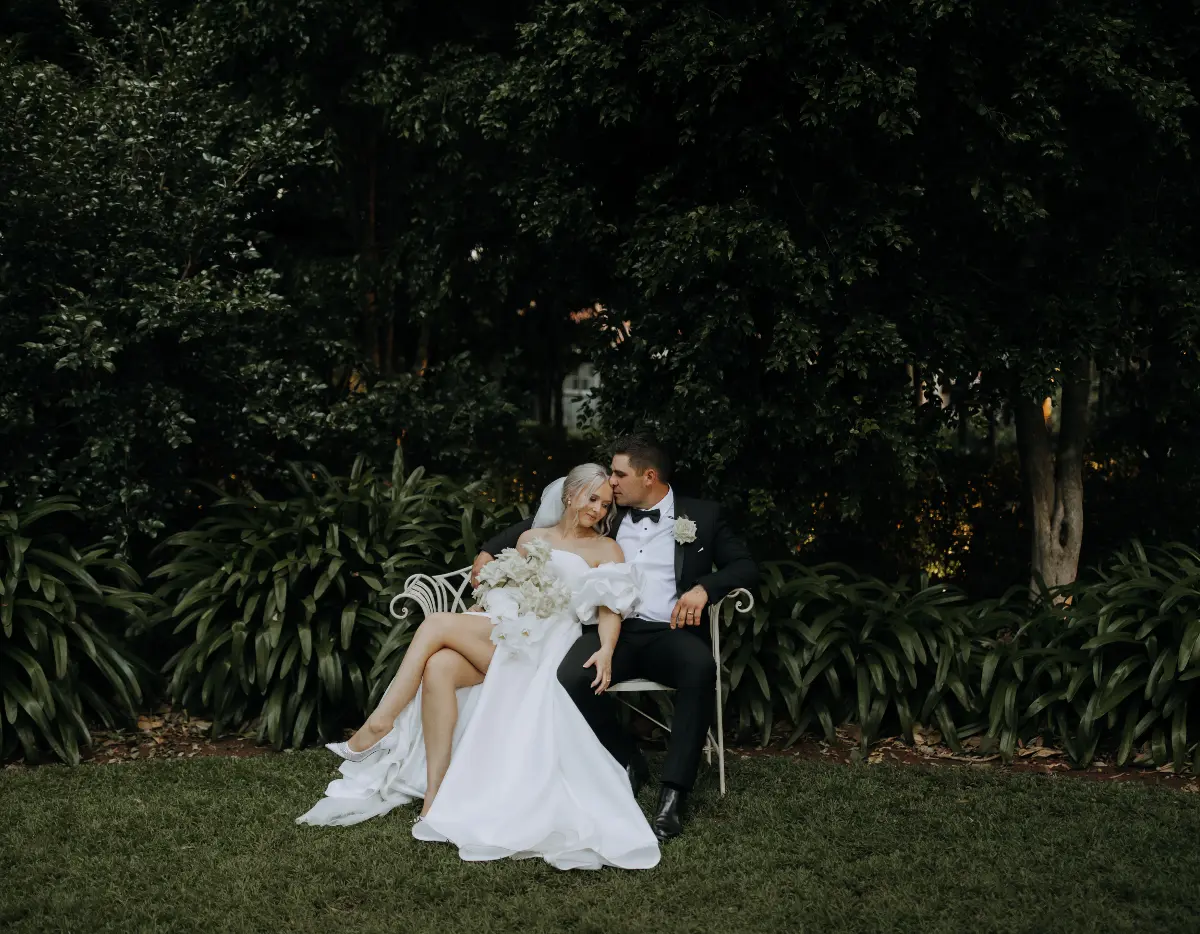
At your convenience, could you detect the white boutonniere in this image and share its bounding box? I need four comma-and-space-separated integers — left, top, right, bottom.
673, 515, 698, 545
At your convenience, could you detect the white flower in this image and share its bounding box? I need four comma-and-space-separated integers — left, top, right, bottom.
476, 561, 507, 588
523, 536, 553, 565
472, 540, 573, 660
490, 611, 549, 654
674, 516, 698, 544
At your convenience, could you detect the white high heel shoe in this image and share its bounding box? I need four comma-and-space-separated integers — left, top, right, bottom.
325, 738, 384, 762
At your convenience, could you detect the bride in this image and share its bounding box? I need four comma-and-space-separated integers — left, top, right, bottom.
297, 463, 660, 870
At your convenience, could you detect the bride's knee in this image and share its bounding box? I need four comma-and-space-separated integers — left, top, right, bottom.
417, 612, 454, 641
422, 649, 459, 687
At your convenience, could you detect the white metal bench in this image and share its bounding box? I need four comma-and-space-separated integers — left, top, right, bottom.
388, 569, 754, 796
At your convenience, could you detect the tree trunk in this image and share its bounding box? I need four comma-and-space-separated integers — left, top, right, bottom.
1012, 357, 1092, 597
911, 363, 926, 409
413, 317, 430, 377
954, 387, 970, 452
384, 312, 396, 377
552, 366, 564, 430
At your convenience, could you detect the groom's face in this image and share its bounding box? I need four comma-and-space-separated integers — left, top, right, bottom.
609, 454, 655, 509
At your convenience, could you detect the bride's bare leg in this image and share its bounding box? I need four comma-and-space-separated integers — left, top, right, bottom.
419, 648, 485, 815
347, 612, 494, 752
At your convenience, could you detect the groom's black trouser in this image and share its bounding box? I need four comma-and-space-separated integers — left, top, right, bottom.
557, 620, 716, 792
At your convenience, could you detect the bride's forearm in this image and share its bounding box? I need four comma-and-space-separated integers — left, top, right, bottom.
597, 607, 622, 652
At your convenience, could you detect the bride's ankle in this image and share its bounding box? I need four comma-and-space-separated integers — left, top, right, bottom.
348, 724, 385, 752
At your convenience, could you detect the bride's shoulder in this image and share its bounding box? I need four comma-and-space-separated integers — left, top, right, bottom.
594, 536, 625, 565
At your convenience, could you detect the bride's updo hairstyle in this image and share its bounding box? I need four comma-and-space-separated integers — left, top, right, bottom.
561, 463, 615, 536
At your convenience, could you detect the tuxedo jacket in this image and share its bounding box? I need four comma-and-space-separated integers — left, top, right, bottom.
480, 495, 759, 608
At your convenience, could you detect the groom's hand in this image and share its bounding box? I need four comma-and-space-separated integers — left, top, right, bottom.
470, 551, 494, 588
670, 586, 709, 628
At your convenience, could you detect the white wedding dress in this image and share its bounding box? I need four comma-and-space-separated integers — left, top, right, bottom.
296, 549, 660, 871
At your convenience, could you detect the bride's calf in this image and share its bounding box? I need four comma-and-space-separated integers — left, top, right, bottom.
350, 611, 495, 752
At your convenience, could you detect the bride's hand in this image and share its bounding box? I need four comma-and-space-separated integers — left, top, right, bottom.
470, 551, 494, 588
583, 646, 614, 695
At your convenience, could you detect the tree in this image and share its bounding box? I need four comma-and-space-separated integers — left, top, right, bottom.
474, 0, 1200, 585
891, 1, 1200, 590
193, 0, 595, 424
0, 1, 328, 543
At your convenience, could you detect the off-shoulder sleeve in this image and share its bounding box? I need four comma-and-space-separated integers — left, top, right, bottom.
571, 563, 643, 625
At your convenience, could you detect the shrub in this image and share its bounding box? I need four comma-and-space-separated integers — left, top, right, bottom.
727, 562, 976, 750
1027, 542, 1200, 769
720, 541, 1200, 771
150, 451, 518, 747
1, 494, 153, 763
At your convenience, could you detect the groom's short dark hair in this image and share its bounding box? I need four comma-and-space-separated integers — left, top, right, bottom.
612, 431, 671, 482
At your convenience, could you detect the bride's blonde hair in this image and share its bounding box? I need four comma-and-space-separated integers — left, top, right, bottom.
561, 463, 615, 536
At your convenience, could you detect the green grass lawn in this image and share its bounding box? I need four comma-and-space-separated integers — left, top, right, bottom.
2, 752, 1199, 934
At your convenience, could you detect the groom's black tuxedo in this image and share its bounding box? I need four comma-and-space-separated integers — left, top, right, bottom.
480, 495, 758, 791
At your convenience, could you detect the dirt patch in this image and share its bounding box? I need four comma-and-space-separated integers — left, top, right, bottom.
2, 707, 273, 770
5, 709, 1198, 795
725, 726, 1200, 793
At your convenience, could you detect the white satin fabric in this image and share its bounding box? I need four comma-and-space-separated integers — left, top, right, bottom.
297, 550, 659, 871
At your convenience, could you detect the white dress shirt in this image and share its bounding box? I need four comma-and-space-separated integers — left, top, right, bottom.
615, 488, 678, 623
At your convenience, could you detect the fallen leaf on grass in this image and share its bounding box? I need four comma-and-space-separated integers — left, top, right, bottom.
1018, 746, 1062, 759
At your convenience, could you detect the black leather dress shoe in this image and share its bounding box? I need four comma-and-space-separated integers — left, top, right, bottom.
652, 786, 687, 842
625, 749, 650, 798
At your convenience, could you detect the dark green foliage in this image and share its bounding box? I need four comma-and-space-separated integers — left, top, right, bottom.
722, 543, 1200, 770
0, 492, 154, 764
727, 562, 979, 751
494, 0, 1200, 567
0, 1, 539, 552
0, 3, 329, 544
148, 451, 520, 748
4, 0, 1200, 770
1017, 543, 1200, 770
5, 0, 1200, 584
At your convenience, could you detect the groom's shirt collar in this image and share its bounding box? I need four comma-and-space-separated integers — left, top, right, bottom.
617, 486, 677, 623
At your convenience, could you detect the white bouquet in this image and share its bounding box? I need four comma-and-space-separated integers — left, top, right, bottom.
474, 537, 572, 655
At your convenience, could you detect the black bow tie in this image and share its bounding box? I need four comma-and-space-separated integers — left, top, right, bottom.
630, 508, 661, 524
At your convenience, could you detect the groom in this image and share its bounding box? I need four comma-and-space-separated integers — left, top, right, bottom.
473, 432, 758, 841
